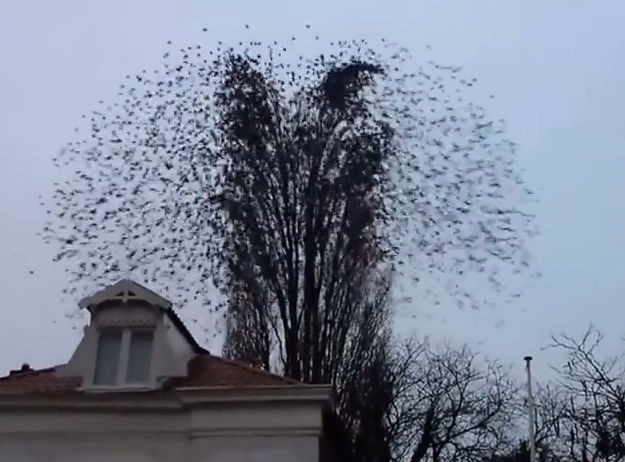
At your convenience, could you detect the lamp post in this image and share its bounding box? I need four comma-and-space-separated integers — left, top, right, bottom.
524, 355, 536, 462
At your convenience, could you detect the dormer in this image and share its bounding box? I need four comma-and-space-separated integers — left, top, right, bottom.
56, 279, 206, 391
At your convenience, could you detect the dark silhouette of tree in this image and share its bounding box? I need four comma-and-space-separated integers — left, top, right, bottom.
546, 327, 625, 462
40, 27, 535, 462
488, 440, 560, 462
320, 337, 519, 462
399, 342, 518, 462
486, 328, 625, 462
489, 442, 531, 462
528, 384, 569, 462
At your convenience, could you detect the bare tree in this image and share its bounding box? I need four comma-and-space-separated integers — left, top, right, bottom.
492, 330, 625, 462
547, 326, 625, 462
531, 383, 569, 462
394, 342, 519, 462
340, 334, 420, 462
323, 337, 520, 462
494, 383, 570, 462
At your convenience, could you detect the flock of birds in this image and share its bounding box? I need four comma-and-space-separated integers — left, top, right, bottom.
38, 24, 536, 318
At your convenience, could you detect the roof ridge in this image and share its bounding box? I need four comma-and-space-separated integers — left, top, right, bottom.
209, 355, 304, 385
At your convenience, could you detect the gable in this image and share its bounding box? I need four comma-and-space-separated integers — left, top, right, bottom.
78, 279, 172, 310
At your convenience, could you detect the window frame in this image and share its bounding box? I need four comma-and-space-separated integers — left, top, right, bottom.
88, 327, 156, 390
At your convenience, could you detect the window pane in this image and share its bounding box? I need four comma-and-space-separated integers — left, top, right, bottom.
126, 331, 154, 384
93, 331, 122, 386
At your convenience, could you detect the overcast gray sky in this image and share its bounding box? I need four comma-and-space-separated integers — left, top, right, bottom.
1, 0, 624, 381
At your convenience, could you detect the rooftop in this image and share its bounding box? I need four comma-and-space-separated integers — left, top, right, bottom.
0, 354, 302, 395
0, 279, 304, 396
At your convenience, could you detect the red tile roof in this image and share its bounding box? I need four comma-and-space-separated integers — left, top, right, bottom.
0, 354, 303, 395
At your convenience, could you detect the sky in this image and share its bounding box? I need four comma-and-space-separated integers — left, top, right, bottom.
0, 0, 624, 382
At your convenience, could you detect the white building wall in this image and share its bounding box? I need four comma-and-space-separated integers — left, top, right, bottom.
0, 401, 321, 462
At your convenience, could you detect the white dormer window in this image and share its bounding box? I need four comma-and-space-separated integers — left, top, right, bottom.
93, 329, 154, 387
55, 279, 200, 390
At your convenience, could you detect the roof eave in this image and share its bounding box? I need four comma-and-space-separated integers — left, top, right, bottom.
0, 384, 334, 411
177, 384, 334, 404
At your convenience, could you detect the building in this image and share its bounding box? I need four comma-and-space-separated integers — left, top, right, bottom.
0, 279, 346, 462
